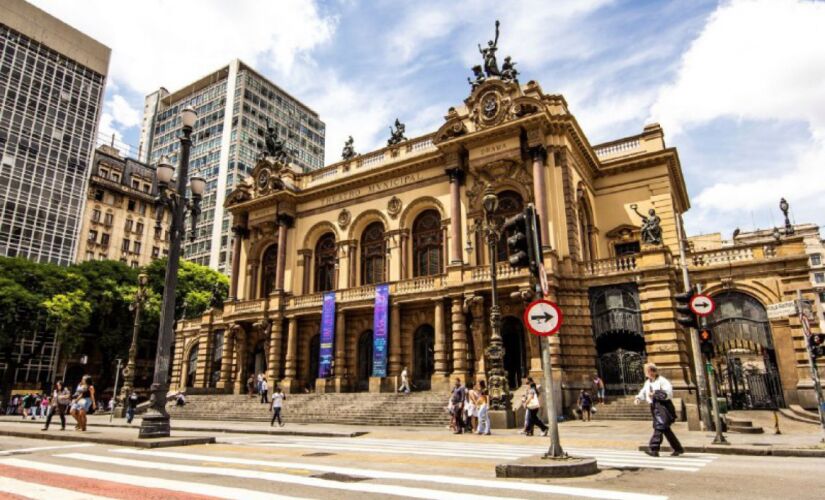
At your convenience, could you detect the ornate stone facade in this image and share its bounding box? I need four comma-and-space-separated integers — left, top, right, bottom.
171, 76, 822, 413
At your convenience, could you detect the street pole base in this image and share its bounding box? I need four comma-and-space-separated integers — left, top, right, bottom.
113, 406, 126, 419
138, 413, 170, 439
712, 435, 729, 445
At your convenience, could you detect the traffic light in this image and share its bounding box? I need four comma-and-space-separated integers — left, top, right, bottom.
809, 333, 825, 358
502, 211, 532, 269
675, 288, 699, 329
699, 328, 714, 357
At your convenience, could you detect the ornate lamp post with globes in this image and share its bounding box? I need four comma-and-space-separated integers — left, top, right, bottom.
139, 106, 205, 438
115, 272, 148, 418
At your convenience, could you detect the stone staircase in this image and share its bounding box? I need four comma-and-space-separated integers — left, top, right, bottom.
167, 392, 451, 427
724, 415, 764, 434
590, 396, 653, 421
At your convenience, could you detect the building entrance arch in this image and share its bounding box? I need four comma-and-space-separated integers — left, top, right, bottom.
247, 340, 267, 380
589, 285, 646, 395
501, 316, 527, 390
186, 342, 198, 388
413, 325, 434, 390
357, 330, 373, 391
709, 291, 784, 409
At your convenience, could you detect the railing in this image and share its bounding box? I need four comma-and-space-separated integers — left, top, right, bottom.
594, 138, 640, 158
470, 262, 528, 282
584, 255, 637, 275
339, 284, 376, 302
395, 275, 441, 295
690, 247, 754, 267
357, 151, 385, 169
293, 293, 323, 308
592, 309, 642, 339
233, 298, 264, 313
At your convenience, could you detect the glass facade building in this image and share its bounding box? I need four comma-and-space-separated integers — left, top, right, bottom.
0, 3, 110, 265
141, 60, 325, 273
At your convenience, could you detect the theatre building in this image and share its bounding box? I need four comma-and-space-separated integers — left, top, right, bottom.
170, 71, 822, 414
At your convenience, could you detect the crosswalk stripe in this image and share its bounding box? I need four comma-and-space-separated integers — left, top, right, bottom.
111, 448, 669, 500
60, 453, 522, 500
253, 441, 524, 459
0, 457, 303, 500
0, 444, 94, 456
0, 476, 113, 500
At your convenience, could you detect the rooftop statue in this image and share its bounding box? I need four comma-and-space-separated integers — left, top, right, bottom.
501, 56, 519, 83
478, 20, 501, 77
341, 135, 356, 161
387, 118, 407, 146
263, 118, 289, 164
468, 65, 486, 90
631, 204, 663, 246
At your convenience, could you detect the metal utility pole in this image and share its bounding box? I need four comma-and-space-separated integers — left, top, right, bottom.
676, 215, 711, 430
110, 358, 122, 423
798, 289, 825, 442
697, 283, 726, 445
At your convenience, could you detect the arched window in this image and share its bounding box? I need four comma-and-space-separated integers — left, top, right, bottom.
361, 221, 386, 285
412, 210, 443, 277
496, 190, 524, 263
186, 342, 198, 388
315, 232, 336, 292
260, 244, 278, 297
578, 197, 594, 261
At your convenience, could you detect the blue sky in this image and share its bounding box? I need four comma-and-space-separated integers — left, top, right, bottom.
31, 0, 825, 238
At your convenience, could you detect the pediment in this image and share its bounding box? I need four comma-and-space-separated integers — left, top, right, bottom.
605, 224, 640, 241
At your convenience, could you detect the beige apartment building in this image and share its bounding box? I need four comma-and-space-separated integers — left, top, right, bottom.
75, 145, 168, 267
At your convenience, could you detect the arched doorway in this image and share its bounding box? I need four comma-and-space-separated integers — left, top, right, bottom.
247, 340, 267, 380
589, 285, 645, 395
501, 316, 527, 390
413, 325, 435, 390
709, 291, 784, 409
186, 342, 198, 388
357, 330, 373, 391
260, 244, 278, 297
308, 335, 320, 389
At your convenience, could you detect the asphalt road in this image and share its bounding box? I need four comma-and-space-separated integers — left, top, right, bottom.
1, 432, 823, 499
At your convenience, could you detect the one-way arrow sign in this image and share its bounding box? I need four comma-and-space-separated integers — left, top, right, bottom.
524, 299, 563, 337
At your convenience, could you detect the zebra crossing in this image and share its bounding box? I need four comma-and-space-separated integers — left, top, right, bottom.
0, 447, 671, 500
217, 435, 717, 472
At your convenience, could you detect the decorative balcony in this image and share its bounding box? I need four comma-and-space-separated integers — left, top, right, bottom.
690, 246, 754, 267
232, 298, 264, 314
394, 275, 442, 295
292, 292, 323, 308
339, 284, 376, 303
584, 255, 637, 276
470, 262, 529, 282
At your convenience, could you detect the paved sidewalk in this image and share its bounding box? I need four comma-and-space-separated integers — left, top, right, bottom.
0, 420, 214, 448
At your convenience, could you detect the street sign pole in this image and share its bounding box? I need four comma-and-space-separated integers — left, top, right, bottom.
798, 290, 825, 442
696, 284, 727, 444
110, 358, 122, 423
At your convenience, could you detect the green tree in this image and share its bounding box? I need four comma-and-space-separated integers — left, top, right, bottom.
144, 258, 229, 320
42, 290, 92, 360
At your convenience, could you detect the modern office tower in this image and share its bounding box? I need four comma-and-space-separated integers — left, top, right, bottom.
0, 0, 110, 265
75, 144, 169, 268
140, 59, 325, 273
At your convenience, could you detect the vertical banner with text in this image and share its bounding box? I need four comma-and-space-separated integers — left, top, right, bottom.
372, 284, 390, 378
318, 291, 336, 378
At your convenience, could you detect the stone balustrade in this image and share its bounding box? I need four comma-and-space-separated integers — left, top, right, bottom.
584, 255, 637, 276
394, 275, 441, 295
339, 284, 376, 303
690, 246, 754, 267
594, 138, 640, 158
233, 298, 264, 313
292, 292, 323, 308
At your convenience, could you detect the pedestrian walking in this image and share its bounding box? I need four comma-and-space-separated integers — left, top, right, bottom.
40, 393, 50, 418
270, 386, 285, 427
125, 391, 139, 424
466, 383, 480, 432
578, 390, 593, 422
449, 378, 466, 434
260, 378, 269, 404
524, 380, 548, 436
635, 362, 684, 457
475, 381, 491, 435
69, 375, 96, 432
397, 367, 410, 393
593, 374, 605, 405
21, 393, 34, 420
247, 375, 256, 397
256, 373, 264, 394
519, 378, 535, 434
42, 381, 70, 431
7, 395, 19, 415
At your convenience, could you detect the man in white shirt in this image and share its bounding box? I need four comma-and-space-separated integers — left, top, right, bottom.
270, 386, 285, 427
397, 367, 410, 394
635, 362, 684, 457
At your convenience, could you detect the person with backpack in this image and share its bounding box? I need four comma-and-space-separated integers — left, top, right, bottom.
524, 380, 548, 436
43, 381, 71, 431
21, 393, 34, 420
578, 390, 593, 422
270, 386, 285, 427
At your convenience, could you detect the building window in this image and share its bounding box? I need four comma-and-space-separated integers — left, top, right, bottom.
615, 241, 641, 256
132, 179, 140, 190
261, 244, 278, 297
124, 219, 133, 232
361, 221, 386, 285
91, 209, 101, 222
104, 212, 113, 226
85, 251, 94, 261
127, 199, 136, 212
815, 273, 825, 284
154, 226, 162, 239
315, 232, 336, 292
94, 189, 104, 202
134, 242, 142, 255
135, 222, 144, 234
152, 246, 160, 258
122, 239, 130, 252
100, 233, 110, 246
495, 191, 525, 263
131, 261, 139, 269
111, 172, 120, 183
812, 253, 822, 266
413, 210, 443, 277
88, 229, 97, 243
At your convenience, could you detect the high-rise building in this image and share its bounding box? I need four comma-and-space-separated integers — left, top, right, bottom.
0, 0, 110, 265
140, 59, 325, 274
75, 144, 170, 268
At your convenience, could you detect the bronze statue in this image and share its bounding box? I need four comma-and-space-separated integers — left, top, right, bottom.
263, 118, 289, 164
467, 65, 486, 90
341, 135, 356, 161
387, 118, 407, 146
478, 20, 501, 77
631, 204, 663, 245
501, 56, 518, 82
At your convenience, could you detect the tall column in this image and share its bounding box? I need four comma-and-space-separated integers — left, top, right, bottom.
446, 168, 464, 264
275, 215, 292, 291
229, 214, 248, 300
298, 250, 312, 294
333, 310, 347, 391
282, 317, 299, 392
400, 231, 409, 280
530, 146, 549, 248
450, 297, 469, 381
217, 326, 236, 390
432, 298, 450, 390
232, 326, 247, 394
389, 303, 402, 375
266, 319, 283, 386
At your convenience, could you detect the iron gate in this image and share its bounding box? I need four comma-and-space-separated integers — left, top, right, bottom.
598, 348, 646, 395
717, 354, 785, 409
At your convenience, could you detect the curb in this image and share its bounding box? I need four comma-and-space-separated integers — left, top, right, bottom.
0, 429, 215, 448
637, 445, 825, 458
496, 456, 599, 478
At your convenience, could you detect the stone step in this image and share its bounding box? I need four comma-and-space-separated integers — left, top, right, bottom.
727, 424, 764, 434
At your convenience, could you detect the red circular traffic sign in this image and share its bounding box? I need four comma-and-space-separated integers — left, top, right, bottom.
689, 294, 716, 317
801, 314, 812, 337
523, 299, 563, 337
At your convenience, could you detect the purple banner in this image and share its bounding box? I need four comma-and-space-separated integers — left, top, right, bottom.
318, 291, 336, 379
372, 284, 389, 378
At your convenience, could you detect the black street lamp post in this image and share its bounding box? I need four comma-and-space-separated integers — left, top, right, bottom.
138, 106, 205, 439
115, 272, 148, 418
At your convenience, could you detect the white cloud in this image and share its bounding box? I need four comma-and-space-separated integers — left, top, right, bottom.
109, 94, 141, 128
649, 0, 825, 230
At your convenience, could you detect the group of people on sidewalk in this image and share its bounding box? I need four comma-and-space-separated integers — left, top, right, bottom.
448, 378, 492, 435
37, 376, 96, 432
